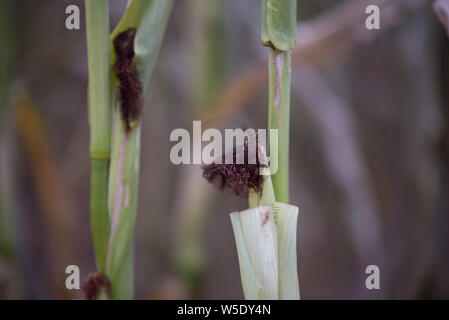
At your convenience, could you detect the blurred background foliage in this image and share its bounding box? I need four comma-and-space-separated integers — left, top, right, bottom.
0, 0, 448, 299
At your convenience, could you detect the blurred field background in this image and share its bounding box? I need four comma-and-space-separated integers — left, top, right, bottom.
1, 0, 449, 299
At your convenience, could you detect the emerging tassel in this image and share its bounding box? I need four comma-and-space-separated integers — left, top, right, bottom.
113, 28, 143, 133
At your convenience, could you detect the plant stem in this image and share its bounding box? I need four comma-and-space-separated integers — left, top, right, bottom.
85, 0, 111, 273
268, 49, 291, 203
262, 0, 296, 204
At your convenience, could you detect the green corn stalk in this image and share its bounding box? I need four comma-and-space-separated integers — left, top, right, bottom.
86, 0, 173, 299
106, 0, 173, 299
85, 0, 111, 274
262, 0, 296, 203
228, 0, 299, 300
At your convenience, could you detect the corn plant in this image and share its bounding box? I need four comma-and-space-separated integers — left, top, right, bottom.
85, 0, 173, 299
202, 0, 299, 300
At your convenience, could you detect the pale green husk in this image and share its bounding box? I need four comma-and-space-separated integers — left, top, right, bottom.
230, 202, 300, 300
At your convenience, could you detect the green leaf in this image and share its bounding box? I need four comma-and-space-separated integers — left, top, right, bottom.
264, 0, 296, 51
109, 0, 151, 65
106, 125, 141, 299
134, 0, 174, 94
